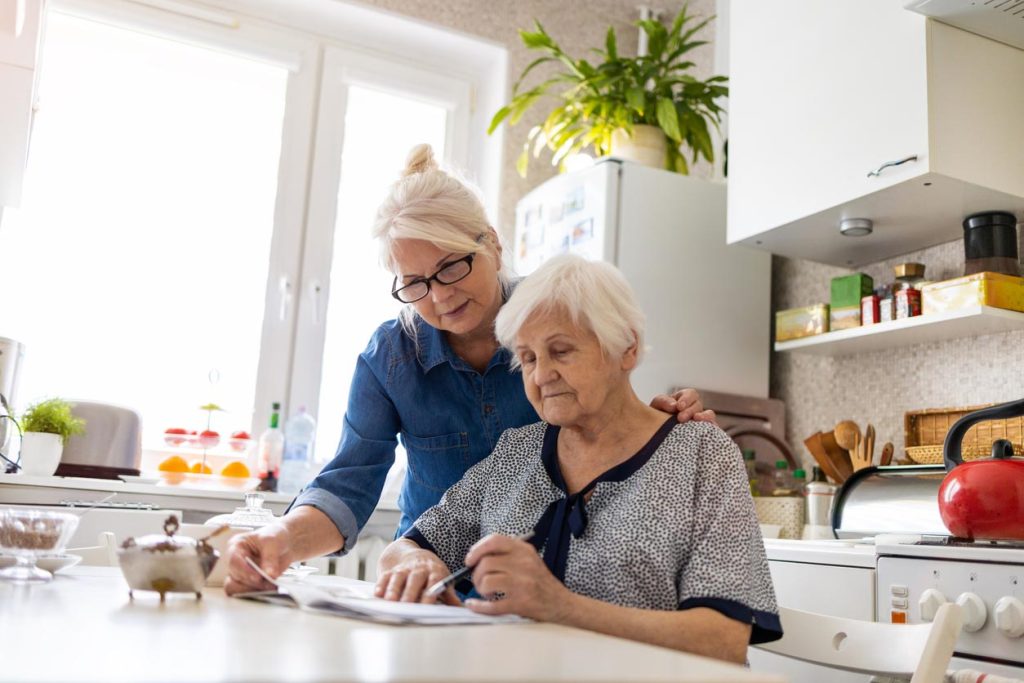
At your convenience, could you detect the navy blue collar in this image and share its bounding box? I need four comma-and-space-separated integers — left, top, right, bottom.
531, 415, 678, 582
540, 415, 678, 493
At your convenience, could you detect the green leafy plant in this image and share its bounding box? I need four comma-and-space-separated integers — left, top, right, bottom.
19, 398, 85, 445
488, 6, 728, 176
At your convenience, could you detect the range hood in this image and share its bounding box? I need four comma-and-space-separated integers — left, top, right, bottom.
905, 0, 1024, 50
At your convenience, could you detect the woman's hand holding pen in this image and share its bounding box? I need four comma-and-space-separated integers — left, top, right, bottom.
463, 533, 571, 623
374, 542, 461, 605
224, 524, 294, 596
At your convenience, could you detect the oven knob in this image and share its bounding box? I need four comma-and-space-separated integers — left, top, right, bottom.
994, 597, 1024, 638
919, 589, 947, 622
955, 592, 987, 632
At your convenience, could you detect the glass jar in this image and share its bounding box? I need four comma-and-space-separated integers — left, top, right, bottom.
771, 460, 794, 496
204, 492, 276, 529
743, 448, 759, 496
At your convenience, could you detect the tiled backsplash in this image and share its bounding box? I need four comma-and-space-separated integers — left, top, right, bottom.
771, 238, 1024, 469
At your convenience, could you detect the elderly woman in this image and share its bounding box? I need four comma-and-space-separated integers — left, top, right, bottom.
375, 254, 781, 662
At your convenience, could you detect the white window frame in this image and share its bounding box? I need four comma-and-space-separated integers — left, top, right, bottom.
36, 0, 507, 437
288, 46, 473, 417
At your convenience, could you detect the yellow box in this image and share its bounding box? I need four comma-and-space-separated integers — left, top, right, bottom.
921, 272, 1024, 315
830, 304, 861, 331
775, 303, 829, 342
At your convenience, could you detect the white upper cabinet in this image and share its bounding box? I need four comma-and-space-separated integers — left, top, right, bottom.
727, 0, 1024, 267
0, 0, 46, 208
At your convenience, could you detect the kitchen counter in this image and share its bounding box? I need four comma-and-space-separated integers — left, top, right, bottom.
1, 566, 784, 683
0, 473, 401, 539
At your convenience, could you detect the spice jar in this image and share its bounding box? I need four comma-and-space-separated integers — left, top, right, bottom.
892, 263, 925, 319
877, 285, 895, 322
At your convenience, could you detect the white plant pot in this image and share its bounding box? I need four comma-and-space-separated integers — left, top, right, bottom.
610, 124, 668, 169
19, 432, 63, 476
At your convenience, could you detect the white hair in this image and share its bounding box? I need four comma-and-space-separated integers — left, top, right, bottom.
495, 254, 646, 368
373, 144, 510, 333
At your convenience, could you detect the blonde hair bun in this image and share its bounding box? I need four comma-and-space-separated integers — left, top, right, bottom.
402, 143, 439, 177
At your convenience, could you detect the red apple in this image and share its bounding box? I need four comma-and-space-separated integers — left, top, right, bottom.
164, 427, 188, 446
198, 429, 220, 448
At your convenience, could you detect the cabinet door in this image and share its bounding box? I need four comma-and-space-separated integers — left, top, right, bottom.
728, 0, 930, 244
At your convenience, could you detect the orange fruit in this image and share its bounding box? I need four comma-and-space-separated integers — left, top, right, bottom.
220, 461, 250, 478
158, 455, 189, 473
190, 461, 213, 474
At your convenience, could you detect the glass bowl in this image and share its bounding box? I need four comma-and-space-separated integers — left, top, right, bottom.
0, 509, 80, 583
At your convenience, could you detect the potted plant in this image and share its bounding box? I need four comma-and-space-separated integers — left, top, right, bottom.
488, 6, 728, 176
18, 398, 85, 476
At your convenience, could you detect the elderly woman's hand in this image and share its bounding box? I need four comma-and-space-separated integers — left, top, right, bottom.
375, 544, 460, 605
651, 387, 717, 424
463, 533, 570, 622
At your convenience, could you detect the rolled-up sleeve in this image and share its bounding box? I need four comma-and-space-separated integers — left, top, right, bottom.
293, 350, 400, 554
677, 426, 783, 644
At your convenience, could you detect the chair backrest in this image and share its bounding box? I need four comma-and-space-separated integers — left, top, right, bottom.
69, 531, 119, 567
755, 603, 963, 683
61, 401, 141, 469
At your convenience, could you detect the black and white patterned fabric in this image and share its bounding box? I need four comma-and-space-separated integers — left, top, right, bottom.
404, 417, 783, 644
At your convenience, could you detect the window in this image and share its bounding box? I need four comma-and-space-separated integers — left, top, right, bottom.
0, 10, 287, 437
0, 0, 505, 475
312, 85, 448, 464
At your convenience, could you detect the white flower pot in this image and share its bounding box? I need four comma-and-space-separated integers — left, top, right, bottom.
19, 432, 64, 476
610, 124, 669, 169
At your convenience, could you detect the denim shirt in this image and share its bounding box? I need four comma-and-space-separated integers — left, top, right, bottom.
291, 317, 538, 553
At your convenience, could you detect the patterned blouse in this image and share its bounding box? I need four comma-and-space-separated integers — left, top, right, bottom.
405, 417, 783, 644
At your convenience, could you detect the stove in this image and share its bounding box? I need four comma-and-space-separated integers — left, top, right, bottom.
876, 538, 1024, 677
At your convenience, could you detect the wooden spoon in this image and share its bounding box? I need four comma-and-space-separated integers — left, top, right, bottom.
879, 442, 894, 466
836, 420, 873, 471
864, 424, 876, 466
821, 431, 854, 482
834, 420, 861, 454
804, 431, 844, 484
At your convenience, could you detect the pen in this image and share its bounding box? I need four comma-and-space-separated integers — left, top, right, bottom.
424, 531, 534, 599
245, 555, 279, 587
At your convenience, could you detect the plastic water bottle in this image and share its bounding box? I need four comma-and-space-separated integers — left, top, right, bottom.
278, 406, 317, 494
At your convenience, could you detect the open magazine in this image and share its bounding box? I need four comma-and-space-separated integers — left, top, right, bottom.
237, 576, 527, 626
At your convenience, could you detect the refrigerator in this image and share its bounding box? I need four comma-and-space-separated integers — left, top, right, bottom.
514, 159, 771, 401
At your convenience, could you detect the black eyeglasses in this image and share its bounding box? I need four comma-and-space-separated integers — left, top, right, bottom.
391, 254, 475, 303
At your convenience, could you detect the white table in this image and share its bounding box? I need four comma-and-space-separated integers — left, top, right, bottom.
0, 567, 785, 683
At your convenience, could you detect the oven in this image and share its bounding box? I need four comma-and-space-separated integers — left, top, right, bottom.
876, 540, 1024, 679
751, 465, 1024, 682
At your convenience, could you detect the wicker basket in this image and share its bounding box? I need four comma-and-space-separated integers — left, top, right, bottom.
904, 404, 1024, 464
753, 497, 805, 540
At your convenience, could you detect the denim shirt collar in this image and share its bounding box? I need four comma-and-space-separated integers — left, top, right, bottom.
414, 319, 513, 374
413, 277, 520, 375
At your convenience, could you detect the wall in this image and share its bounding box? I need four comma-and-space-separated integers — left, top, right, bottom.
772, 239, 1024, 468
351, 0, 717, 237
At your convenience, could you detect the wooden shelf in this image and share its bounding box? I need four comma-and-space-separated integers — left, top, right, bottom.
774, 305, 1024, 356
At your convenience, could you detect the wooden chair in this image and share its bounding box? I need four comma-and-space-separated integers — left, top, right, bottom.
68, 531, 119, 567
755, 603, 963, 683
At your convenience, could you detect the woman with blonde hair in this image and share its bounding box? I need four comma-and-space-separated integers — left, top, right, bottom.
225, 145, 711, 595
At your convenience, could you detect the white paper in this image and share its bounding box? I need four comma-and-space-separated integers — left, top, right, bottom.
243, 579, 527, 626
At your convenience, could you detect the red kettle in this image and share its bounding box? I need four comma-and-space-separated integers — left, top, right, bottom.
939, 398, 1024, 541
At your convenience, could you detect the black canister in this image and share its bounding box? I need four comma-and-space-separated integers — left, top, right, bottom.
963, 211, 1020, 276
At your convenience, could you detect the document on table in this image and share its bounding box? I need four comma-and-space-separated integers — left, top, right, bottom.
238, 579, 527, 626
